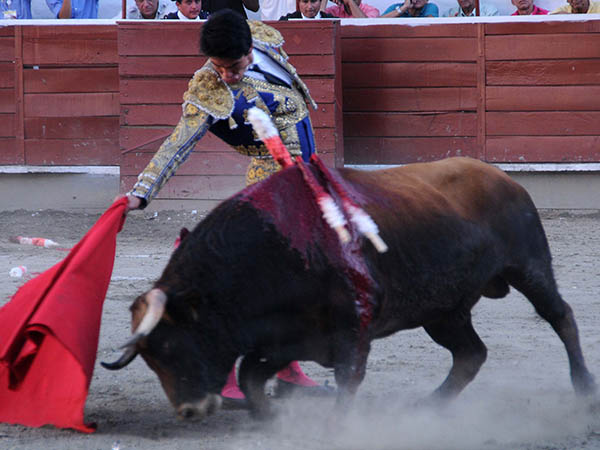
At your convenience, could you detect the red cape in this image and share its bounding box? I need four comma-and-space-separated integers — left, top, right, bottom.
0, 198, 127, 433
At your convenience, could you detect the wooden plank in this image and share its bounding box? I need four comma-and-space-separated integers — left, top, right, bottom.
24, 93, 120, 117
24, 138, 120, 165
343, 87, 477, 112
121, 151, 249, 176
119, 56, 205, 77
121, 102, 336, 128
0, 89, 16, 113
487, 112, 600, 136
268, 24, 335, 55
0, 114, 15, 137
24, 67, 119, 93
0, 62, 14, 88
273, 21, 336, 54
486, 136, 600, 163
24, 117, 120, 139
332, 22, 343, 167
486, 34, 600, 61
14, 26, 24, 164
476, 23, 486, 161
487, 86, 600, 111
120, 126, 336, 153
22, 26, 117, 65
0, 28, 14, 37
118, 54, 334, 78
120, 78, 189, 104
118, 23, 201, 57
341, 23, 478, 39
0, 37, 15, 61
22, 26, 117, 41
120, 78, 335, 104
487, 60, 600, 86
342, 37, 477, 62
121, 127, 231, 152
343, 112, 477, 137
343, 62, 477, 88
485, 21, 600, 36
120, 174, 244, 200
344, 136, 478, 164
118, 21, 334, 57
0, 138, 20, 164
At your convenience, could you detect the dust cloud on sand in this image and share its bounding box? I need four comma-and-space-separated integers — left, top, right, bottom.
1, 209, 600, 449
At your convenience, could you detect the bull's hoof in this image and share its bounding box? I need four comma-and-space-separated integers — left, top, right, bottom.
249, 404, 276, 421
574, 372, 597, 398
221, 396, 249, 410
274, 379, 336, 398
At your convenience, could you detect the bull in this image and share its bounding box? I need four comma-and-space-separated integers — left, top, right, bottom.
103, 156, 596, 421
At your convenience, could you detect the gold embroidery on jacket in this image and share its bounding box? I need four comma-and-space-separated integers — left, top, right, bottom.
183, 67, 234, 119
245, 157, 282, 186
247, 21, 284, 48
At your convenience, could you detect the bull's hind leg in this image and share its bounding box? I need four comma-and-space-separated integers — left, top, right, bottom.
507, 268, 596, 396
424, 310, 487, 402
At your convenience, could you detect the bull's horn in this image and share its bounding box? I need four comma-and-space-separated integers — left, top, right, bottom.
132, 288, 168, 337
101, 345, 138, 370
100, 288, 167, 371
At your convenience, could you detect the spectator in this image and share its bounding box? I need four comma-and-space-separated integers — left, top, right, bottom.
321, 0, 379, 17
46, 0, 98, 18
164, 0, 209, 18
280, 0, 336, 18
551, 0, 600, 13
1, 0, 32, 18
443, 0, 498, 16
511, 0, 548, 14
201, 0, 258, 18
381, 0, 438, 17
262, 0, 295, 19
116, 0, 174, 18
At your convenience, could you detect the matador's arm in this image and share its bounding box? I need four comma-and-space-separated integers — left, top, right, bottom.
128, 108, 212, 208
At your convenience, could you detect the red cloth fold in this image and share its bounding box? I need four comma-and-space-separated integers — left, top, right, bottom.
0, 198, 127, 433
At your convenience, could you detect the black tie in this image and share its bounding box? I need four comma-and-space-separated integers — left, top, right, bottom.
248, 65, 290, 88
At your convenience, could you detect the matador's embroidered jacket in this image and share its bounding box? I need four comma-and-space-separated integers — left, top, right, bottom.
129, 21, 318, 206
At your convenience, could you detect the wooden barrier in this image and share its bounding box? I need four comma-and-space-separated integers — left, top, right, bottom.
21, 26, 119, 166
0, 27, 19, 164
1, 19, 600, 209
341, 19, 600, 166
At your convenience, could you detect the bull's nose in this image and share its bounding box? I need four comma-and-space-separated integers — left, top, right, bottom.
178, 405, 197, 420
177, 395, 222, 421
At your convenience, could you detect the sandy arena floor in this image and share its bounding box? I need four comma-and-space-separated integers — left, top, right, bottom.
1, 207, 600, 450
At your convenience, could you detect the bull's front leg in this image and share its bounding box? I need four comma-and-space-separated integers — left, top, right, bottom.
333, 340, 370, 413
238, 353, 286, 420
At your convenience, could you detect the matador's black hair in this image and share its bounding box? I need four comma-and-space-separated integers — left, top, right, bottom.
200, 9, 252, 60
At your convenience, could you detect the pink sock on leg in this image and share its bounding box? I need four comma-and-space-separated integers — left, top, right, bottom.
220, 364, 245, 399
276, 361, 318, 387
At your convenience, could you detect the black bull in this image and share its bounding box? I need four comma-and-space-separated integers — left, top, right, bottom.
104, 157, 596, 420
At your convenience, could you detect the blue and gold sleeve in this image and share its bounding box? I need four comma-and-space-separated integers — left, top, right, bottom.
128, 105, 212, 207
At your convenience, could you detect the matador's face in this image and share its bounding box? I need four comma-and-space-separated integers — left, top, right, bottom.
209, 50, 254, 85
